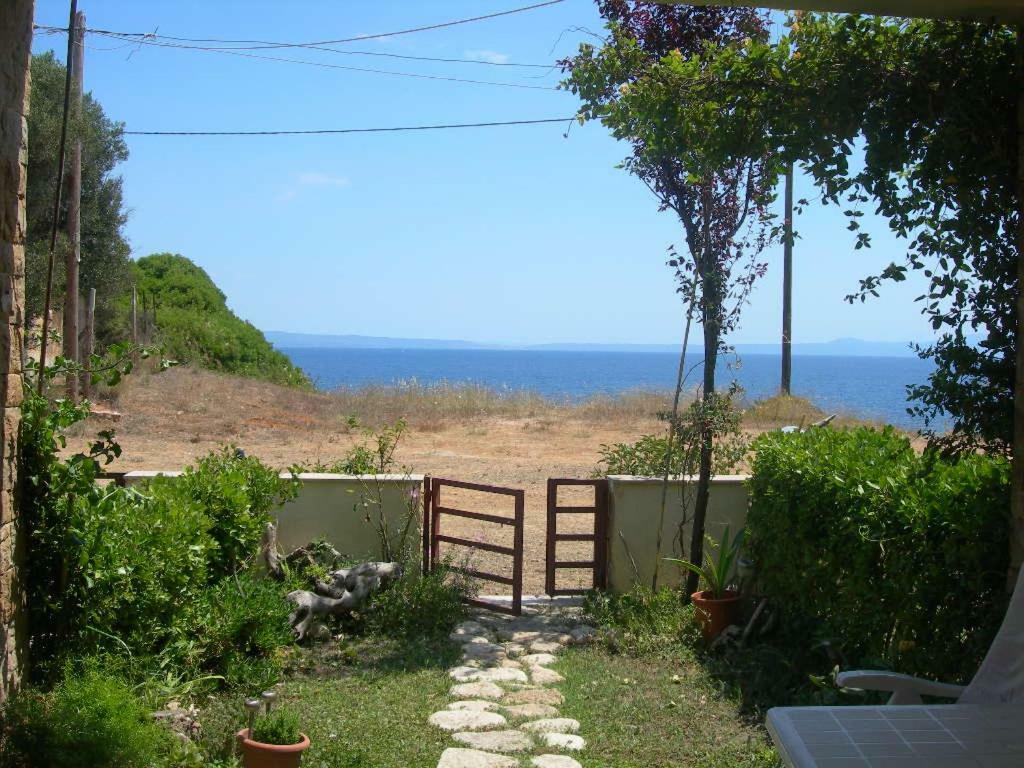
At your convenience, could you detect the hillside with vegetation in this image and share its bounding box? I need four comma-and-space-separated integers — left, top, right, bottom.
124, 253, 309, 387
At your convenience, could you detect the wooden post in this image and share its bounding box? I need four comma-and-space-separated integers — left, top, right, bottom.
130, 284, 138, 359
141, 291, 148, 343
81, 287, 94, 398
781, 163, 794, 396
62, 9, 84, 401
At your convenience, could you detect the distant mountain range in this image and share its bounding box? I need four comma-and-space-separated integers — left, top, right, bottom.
265, 331, 919, 358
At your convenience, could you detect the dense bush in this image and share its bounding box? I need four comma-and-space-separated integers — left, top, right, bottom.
172, 573, 293, 690
365, 567, 472, 640
167, 447, 299, 580
123, 253, 308, 387
21, 375, 297, 683
0, 667, 195, 768
747, 427, 1010, 684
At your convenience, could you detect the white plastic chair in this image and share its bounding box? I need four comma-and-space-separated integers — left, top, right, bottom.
837, 566, 1024, 705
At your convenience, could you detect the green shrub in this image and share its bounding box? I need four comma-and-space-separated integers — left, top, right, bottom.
171, 572, 292, 688
365, 567, 471, 640
164, 447, 299, 580
747, 427, 1010, 685
0, 668, 191, 768
250, 709, 302, 746
583, 587, 700, 655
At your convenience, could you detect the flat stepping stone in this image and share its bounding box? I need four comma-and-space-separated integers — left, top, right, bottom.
464, 668, 529, 684
540, 733, 585, 751
529, 640, 563, 654
520, 718, 580, 735
453, 729, 534, 753
451, 621, 490, 641
429, 710, 507, 732
437, 748, 518, 768
520, 653, 557, 667
503, 688, 564, 706
450, 666, 484, 681
498, 659, 523, 669
530, 667, 564, 685
498, 629, 540, 643
451, 682, 505, 700
449, 700, 499, 712
568, 625, 596, 645
503, 642, 527, 658
531, 756, 582, 768
502, 703, 561, 719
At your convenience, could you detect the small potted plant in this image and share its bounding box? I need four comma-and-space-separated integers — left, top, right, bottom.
666, 526, 745, 641
237, 691, 310, 768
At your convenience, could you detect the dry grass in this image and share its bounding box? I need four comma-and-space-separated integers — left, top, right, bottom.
742, 393, 888, 431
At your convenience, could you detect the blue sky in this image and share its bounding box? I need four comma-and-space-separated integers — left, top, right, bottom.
32, 0, 935, 347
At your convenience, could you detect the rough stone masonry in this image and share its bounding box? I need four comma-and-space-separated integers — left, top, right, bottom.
0, 0, 33, 703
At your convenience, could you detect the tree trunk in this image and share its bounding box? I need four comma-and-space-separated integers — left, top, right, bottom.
781, 163, 794, 395
1010, 25, 1024, 591
685, 313, 719, 597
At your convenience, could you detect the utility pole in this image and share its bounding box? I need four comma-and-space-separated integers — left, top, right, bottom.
781, 163, 794, 396
81, 287, 94, 399
63, 9, 84, 400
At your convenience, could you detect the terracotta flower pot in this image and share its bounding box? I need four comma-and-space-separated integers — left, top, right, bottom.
236, 729, 310, 768
691, 589, 742, 641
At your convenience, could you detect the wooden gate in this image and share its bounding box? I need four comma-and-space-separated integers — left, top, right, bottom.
423, 476, 525, 616
545, 478, 609, 596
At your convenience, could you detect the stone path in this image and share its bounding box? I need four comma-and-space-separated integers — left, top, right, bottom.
431, 605, 597, 768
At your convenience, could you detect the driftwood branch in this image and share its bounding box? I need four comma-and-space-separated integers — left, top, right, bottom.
286, 561, 403, 641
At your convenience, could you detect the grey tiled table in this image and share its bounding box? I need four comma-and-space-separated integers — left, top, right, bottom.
766, 705, 1024, 767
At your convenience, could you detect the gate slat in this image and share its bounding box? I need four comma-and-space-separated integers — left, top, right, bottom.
427, 478, 525, 616
545, 478, 610, 595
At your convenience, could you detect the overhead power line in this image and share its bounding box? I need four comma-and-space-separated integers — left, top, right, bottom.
34, 0, 565, 50
123, 117, 576, 136
83, 33, 561, 91
36, 25, 556, 69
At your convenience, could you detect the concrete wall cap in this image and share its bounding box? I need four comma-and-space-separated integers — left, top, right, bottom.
123, 470, 425, 482
605, 474, 749, 485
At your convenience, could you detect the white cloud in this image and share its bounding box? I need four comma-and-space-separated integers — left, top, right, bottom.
277, 171, 350, 202
296, 171, 349, 188
464, 49, 510, 65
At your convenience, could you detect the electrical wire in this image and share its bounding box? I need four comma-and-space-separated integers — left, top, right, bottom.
36, 24, 556, 69
85, 33, 561, 91
33, 0, 565, 51
123, 117, 576, 136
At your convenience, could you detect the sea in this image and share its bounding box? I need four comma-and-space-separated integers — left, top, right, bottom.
279, 347, 938, 432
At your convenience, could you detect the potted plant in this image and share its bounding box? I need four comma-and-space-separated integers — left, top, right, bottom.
666, 526, 744, 641
237, 692, 310, 768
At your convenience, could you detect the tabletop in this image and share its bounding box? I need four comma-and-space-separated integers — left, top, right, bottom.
766, 704, 1024, 768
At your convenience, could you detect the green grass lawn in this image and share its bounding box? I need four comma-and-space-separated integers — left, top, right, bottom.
556, 646, 781, 768
197, 638, 461, 768
196, 629, 780, 768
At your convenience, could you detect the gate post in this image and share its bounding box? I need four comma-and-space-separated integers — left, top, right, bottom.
421, 475, 431, 576
594, 479, 610, 591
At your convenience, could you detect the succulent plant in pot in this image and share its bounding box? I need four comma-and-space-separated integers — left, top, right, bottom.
665, 526, 745, 641
237, 691, 310, 768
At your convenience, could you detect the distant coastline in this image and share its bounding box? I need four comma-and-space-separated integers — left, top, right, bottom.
265, 330, 918, 358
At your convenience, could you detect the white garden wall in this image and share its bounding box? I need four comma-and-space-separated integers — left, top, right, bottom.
605, 475, 750, 594
123, 471, 425, 563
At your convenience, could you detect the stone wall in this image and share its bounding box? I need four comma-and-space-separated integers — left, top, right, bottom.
0, 0, 33, 702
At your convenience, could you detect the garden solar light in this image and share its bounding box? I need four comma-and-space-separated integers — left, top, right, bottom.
244, 698, 261, 734
261, 689, 277, 714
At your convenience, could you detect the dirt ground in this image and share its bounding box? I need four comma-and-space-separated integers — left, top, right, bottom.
68, 366, 668, 595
